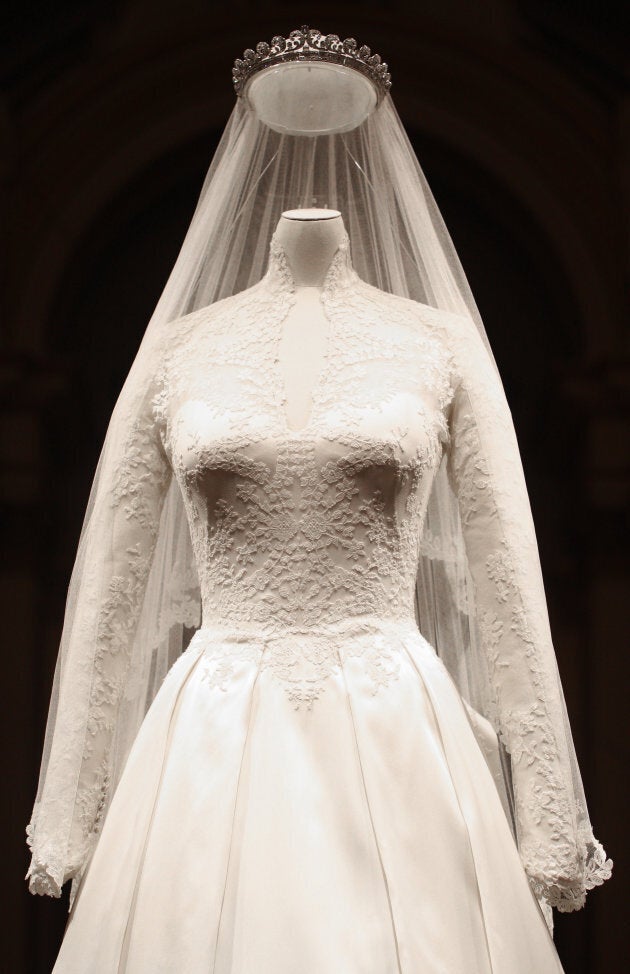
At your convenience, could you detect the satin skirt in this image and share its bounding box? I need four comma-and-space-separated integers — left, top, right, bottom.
52, 616, 565, 973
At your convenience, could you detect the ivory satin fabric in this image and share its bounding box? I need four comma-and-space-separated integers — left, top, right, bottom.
54, 620, 563, 973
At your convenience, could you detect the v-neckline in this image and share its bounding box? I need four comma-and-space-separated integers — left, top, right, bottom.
263, 230, 357, 437
276, 291, 336, 435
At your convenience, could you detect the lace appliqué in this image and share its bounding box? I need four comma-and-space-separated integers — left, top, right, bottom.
71, 410, 171, 870
196, 622, 411, 711
155, 234, 453, 649
448, 411, 491, 526
29, 229, 612, 917
529, 825, 613, 913
448, 361, 612, 910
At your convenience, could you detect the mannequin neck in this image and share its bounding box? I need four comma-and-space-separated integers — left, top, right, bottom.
274, 209, 346, 287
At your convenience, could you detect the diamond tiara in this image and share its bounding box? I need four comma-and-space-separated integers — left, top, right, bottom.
232, 26, 392, 101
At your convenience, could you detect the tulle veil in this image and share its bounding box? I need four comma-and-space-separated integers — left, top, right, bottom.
26, 27, 609, 918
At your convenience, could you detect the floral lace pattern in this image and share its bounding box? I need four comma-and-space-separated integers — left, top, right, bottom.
445, 328, 612, 911
153, 234, 452, 644
194, 617, 417, 711
27, 231, 611, 914
26, 374, 173, 900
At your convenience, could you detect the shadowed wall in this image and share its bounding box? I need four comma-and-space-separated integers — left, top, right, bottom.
2, 2, 628, 971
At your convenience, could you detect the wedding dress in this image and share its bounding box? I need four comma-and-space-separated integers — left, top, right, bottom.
37, 229, 585, 972
26, 26, 612, 974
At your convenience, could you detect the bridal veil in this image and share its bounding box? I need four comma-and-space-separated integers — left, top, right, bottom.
26, 27, 611, 917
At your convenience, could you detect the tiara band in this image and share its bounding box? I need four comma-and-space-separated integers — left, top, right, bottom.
232, 26, 392, 102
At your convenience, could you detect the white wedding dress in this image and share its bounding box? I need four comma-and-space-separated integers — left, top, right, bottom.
44, 234, 578, 972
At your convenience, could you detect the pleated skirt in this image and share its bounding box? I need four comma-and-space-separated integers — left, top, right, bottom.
52, 616, 565, 973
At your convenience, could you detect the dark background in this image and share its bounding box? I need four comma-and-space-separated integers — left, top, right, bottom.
2, 2, 628, 971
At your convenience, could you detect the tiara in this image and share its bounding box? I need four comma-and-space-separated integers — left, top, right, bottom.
232, 26, 392, 101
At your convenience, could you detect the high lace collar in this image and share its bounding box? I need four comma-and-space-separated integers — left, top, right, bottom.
264, 228, 358, 298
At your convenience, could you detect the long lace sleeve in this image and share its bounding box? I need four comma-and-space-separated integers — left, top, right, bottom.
26, 330, 172, 901
445, 315, 612, 913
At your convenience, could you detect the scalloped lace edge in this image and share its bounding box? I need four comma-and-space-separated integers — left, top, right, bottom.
528, 835, 613, 912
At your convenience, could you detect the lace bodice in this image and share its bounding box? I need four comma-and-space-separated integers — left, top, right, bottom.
153, 236, 452, 635
26, 233, 611, 916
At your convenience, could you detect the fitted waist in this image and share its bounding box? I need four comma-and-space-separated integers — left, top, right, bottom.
183, 612, 437, 711
191, 612, 420, 647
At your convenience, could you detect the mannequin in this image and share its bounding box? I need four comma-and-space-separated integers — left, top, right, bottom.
274, 208, 345, 431
26, 28, 611, 970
